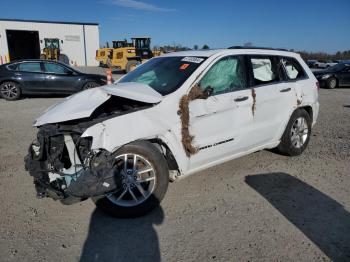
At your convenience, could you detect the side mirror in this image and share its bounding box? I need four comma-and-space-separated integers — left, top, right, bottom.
203, 86, 214, 98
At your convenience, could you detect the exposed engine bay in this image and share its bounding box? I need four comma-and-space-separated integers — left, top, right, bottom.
24, 96, 152, 204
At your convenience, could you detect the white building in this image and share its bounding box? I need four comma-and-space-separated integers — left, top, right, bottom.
0, 18, 99, 66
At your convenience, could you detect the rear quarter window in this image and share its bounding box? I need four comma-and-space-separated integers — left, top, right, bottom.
281, 57, 307, 80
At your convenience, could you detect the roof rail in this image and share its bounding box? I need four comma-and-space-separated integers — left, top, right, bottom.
228, 46, 288, 51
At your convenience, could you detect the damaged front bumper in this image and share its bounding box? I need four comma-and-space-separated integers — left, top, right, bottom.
24, 125, 122, 204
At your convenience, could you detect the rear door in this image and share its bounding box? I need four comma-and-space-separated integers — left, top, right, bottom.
188, 55, 254, 169
43, 62, 82, 93
15, 62, 45, 91
246, 55, 295, 146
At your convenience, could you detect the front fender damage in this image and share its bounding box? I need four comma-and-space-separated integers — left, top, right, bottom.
24, 129, 122, 202
24, 93, 158, 203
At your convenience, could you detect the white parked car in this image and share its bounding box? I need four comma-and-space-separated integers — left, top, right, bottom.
314, 60, 338, 69
25, 47, 320, 217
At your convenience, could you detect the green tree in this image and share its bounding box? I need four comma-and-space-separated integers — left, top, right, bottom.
193, 45, 198, 50
202, 44, 209, 49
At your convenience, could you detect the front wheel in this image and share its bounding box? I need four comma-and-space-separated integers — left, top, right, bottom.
327, 77, 337, 89
276, 109, 312, 156
92, 141, 169, 218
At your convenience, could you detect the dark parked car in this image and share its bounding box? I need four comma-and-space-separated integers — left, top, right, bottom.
0, 60, 107, 100
313, 63, 350, 89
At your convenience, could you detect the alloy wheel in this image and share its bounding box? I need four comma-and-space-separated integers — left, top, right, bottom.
290, 117, 309, 148
1, 83, 18, 99
329, 79, 337, 89
107, 153, 156, 207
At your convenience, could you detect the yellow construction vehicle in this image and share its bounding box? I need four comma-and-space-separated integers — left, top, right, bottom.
96, 47, 113, 67
40, 38, 64, 62
108, 44, 140, 72
96, 37, 163, 72
96, 40, 131, 67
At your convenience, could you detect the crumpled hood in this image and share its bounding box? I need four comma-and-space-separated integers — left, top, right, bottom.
34, 82, 162, 126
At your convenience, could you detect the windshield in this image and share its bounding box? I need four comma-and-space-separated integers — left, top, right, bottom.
118, 56, 206, 95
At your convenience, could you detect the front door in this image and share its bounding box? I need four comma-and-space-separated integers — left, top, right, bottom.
338, 65, 350, 86
43, 62, 81, 93
187, 55, 254, 170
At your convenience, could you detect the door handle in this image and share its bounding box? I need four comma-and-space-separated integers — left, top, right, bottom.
280, 87, 291, 92
234, 96, 249, 102
14, 73, 22, 76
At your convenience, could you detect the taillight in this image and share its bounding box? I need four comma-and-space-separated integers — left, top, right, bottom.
316, 81, 320, 90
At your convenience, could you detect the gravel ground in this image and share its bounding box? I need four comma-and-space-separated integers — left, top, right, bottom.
0, 84, 349, 262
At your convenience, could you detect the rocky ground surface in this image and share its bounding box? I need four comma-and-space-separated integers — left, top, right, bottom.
0, 83, 349, 261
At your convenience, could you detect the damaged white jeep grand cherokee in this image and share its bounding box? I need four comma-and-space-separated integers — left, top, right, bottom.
25, 47, 319, 217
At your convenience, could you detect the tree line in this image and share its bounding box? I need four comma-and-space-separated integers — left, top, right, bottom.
156, 44, 350, 61
295, 50, 350, 61
154, 44, 210, 52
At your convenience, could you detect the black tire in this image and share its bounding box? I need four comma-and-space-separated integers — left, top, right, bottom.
82, 82, 100, 90
276, 109, 312, 156
92, 141, 169, 218
126, 60, 141, 73
0, 81, 21, 101
327, 77, 337, 89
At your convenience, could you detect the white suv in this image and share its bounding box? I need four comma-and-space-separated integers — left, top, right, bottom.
25, 47, 320, 217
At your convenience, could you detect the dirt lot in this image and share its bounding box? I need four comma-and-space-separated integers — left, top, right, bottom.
0, 84, 349, 261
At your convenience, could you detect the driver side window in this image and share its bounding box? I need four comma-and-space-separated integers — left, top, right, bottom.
199, 56, 247, 95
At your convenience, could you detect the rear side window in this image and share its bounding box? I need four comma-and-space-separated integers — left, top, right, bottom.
17, 62, 42, 73
199, 56, 247, 95
281, 57, 306, 80
250, 57, 280, 86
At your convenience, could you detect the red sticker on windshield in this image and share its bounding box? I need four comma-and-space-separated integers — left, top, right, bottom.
180, 63, 190, 70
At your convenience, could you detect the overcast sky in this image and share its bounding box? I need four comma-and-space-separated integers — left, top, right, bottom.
2, 0, 350, 52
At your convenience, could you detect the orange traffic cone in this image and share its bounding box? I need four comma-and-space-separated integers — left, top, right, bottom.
106, 69, 112, 85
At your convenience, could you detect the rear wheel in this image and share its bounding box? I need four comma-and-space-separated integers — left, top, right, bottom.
327, 77, 337, 89
92, 141, 169, 218
126, 60, 141, 73
0, 81, 21, 101
276, 109, 311, 156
